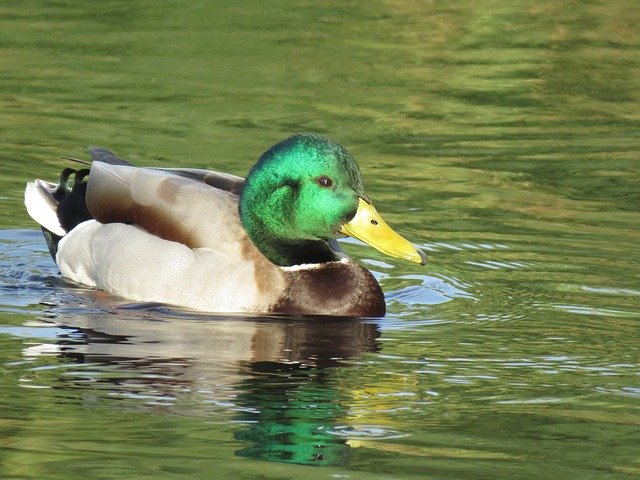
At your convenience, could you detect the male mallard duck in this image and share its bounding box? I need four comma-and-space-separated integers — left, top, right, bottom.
25, 133, 426, 316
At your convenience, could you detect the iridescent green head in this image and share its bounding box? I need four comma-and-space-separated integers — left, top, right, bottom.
240, 133, 426, 267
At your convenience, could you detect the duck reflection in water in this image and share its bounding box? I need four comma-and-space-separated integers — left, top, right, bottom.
234, 359, 351, 465
33, 300, 380, 467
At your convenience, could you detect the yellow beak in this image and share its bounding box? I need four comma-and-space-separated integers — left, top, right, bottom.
340, 198, 427, 265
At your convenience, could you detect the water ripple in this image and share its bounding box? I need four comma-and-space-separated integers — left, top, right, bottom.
326, 425, 409, 440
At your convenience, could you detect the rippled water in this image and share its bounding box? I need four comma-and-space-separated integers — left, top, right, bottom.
1, 2, 640, 479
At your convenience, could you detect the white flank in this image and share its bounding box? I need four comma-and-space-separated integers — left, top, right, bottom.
24, 180, 66, 236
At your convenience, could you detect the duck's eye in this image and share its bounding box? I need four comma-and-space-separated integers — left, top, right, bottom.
316, 176, 333, 188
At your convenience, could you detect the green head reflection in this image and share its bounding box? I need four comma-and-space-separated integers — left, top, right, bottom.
232, 318, 380, 466
235, 363, 348, 466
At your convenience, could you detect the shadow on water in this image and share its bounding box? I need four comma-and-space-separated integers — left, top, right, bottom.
26, 299, 380, 467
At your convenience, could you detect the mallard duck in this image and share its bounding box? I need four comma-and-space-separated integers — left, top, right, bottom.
25, 133, 426, 316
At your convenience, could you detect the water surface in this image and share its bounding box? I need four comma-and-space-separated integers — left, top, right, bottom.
1, 1, 639, 479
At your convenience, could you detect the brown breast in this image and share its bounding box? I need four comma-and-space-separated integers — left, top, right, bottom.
271, 261, 386, 317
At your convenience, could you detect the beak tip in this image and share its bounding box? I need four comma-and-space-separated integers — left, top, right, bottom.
416, 249, 428, 265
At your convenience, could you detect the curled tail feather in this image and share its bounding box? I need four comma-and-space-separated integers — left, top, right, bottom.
25, 168, 92, 260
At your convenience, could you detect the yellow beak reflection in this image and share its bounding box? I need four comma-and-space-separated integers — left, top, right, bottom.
340, 198, 427, 265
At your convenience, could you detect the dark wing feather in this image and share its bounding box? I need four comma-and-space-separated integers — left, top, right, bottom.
155, 167, 245, 194
89, 147, 134, 166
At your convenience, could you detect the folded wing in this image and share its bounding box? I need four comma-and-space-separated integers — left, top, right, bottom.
86, 161, 248, 258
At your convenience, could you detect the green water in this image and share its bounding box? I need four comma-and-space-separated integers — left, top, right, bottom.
1, 1, 639, 479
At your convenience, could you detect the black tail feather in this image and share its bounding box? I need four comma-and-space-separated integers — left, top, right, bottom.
56, 168, 93, 234
35, 148, 131, 260
42, 228, 61, 261
54, 148, 132, 233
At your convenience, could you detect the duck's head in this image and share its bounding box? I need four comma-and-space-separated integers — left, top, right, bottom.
240, 133, 427, 267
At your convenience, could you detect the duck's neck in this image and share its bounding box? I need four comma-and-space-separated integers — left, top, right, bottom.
246, 227, 339, 267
